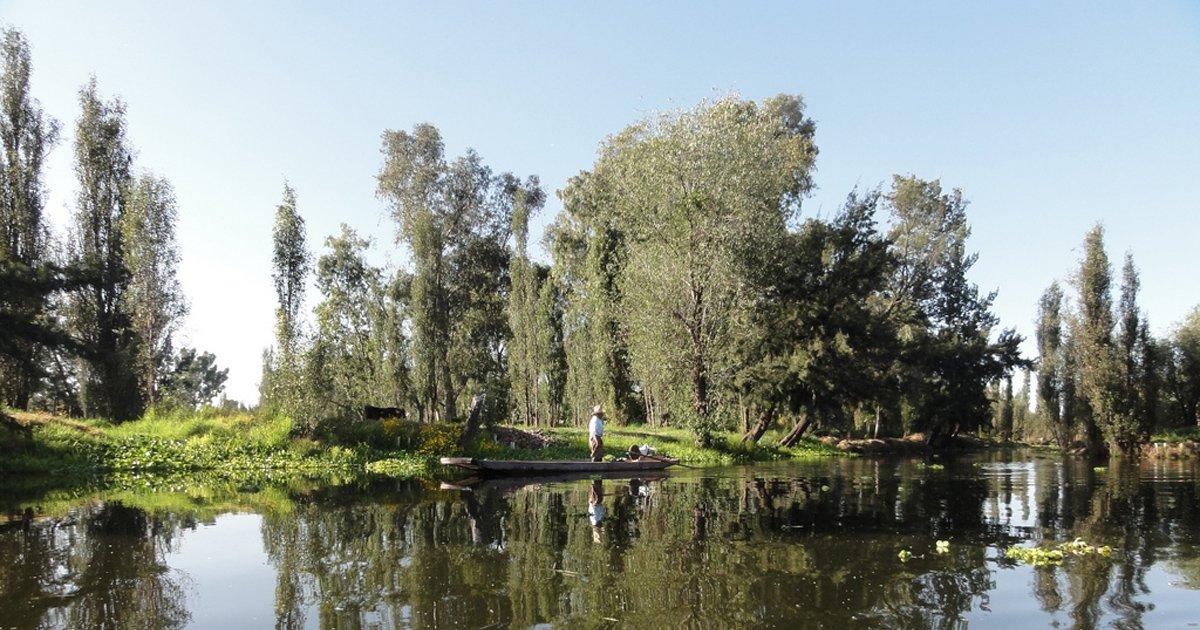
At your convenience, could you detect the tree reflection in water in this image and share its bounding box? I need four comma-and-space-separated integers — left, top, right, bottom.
0, 502, 190, 629
0, 452, 1197, 629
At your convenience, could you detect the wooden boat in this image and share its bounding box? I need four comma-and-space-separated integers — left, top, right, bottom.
439, 456, 678, 475
440, 471, 669, 491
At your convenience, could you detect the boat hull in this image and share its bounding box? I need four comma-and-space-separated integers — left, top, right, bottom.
439, 457, 677, 474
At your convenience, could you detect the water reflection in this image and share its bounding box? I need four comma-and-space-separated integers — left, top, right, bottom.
0, 452, 1197, 628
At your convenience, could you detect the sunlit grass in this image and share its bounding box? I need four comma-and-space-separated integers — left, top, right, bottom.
489, 424, 842, 466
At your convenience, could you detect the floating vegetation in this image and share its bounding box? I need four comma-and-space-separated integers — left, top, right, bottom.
935, 540, 951, 554
898, 549, 913, 562
1005, 538, 1113, 566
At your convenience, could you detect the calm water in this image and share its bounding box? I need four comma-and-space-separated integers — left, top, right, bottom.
2, 451, 1198, 629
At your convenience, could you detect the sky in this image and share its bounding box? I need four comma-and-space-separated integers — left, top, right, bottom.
2, 0, 1198, 404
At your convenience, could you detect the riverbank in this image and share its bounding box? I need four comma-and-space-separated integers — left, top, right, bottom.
0, 409, 842, 482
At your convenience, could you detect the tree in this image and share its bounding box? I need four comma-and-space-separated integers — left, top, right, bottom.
0, 27, 58, 408
161, 347, 227, 408
549, 170, 639, 427
1072, 225, 1146, 455
582, 95, 818, 443
735, 191, 896, 446
1036, 281, 1071, 448
263, 183, 309, 414
67, 79, 141, 420
999, 374, 1014, 441
884, 176, 1024, 445
1166, 307, 1200, 427
121, 174, 186, 406
505, 175, 547, 425
377, 124, 518, 424
304, 225, 412, 423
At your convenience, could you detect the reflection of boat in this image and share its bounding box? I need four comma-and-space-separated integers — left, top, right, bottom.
439, 456, 678, 475
440, 470, 669, 491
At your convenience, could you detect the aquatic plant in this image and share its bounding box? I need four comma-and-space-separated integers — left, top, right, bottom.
1005, 538, 1113, 566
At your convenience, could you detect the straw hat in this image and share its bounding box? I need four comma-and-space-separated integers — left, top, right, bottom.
592, 405, 605, 416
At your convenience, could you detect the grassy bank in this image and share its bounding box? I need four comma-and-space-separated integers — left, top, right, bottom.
0, 408, 842, 482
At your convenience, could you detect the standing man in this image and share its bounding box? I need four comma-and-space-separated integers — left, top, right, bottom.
588, 405, 605, 462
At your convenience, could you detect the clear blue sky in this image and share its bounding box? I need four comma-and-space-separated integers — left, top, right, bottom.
4, 0, 1198, 404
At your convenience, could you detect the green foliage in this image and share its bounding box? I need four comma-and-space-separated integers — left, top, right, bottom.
67, 79, 142, 421
121, 174, 185, 405
1005, 539, 1113, 567
377, 124, 522, 425
0, 27, 59, 409
1166, 307, 1200, 428
159, 347, 227, 408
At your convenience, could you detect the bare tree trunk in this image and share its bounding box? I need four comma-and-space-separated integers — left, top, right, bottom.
742, 405, 775, 444
441, 353, 456, 421
872, 406, 883, 439
457, 395, 484, 450
778, 409, 813, 448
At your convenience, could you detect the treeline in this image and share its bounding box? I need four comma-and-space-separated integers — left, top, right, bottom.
261, 96, 1031, 450
1022, 226, 1200, 453
6, 24, 1195, 455
263, 92, 1199, 454
0, 29, 226, 421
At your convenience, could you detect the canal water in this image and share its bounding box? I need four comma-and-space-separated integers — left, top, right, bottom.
1, 450, 1198, 628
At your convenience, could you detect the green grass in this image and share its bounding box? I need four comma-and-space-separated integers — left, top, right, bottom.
484, 424, 842, 465
1150, 426, 1200, 443
1, 408, 842, 483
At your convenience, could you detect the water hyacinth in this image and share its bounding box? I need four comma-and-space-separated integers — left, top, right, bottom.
1005, 538, 1113, 566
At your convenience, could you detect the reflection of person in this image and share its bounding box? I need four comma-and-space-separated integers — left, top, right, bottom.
588, 479, 605, 543
588, 405, 605, 462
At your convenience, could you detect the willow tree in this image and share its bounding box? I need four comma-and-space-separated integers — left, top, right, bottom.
68, 79, 141, 420
582, 94, 818, 443
0, 27, 58, 408
121, 174, 186, 405
548, 170, 638, 426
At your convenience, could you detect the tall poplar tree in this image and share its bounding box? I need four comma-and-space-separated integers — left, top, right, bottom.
67, 79, 140, 420
264, 183, 309, 412
0, 27, 58, 407
122, 174, 186, 405
1036, 281, 1070, 447
505, 174, 546, 425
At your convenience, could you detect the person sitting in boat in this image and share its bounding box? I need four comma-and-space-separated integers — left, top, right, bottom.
588, 405, 605, 462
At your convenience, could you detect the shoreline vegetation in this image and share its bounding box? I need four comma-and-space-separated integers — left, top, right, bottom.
2, 25, 1198, 478
0, 407, 845, 483
4, 407, 1197, 491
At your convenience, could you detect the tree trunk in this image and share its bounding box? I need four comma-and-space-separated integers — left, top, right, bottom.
441, 354, 456, 421
872, 406, 883, 439
457, 395, 484, 450
778, 411, 813, 448
742, 405, 775, 444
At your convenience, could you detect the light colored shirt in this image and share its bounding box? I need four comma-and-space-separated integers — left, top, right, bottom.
588, 503, 605, 526
588, 414, 605, 438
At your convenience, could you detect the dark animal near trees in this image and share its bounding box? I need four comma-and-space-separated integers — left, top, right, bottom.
363, 406, 405, 420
